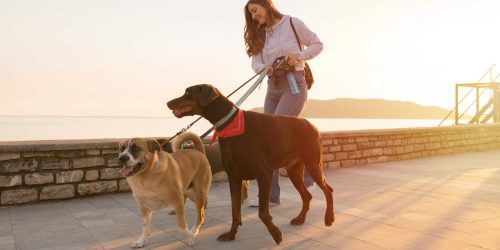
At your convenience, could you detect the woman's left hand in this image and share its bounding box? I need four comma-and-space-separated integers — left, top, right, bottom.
287, 54, 300, 66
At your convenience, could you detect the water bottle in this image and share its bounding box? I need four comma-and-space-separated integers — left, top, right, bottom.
287, 72, 300, 95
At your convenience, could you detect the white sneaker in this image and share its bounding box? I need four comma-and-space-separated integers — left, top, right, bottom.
307, 184, 316, 194
248, 197, 280, 207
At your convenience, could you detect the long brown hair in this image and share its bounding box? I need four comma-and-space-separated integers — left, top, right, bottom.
244, 0, 283, 57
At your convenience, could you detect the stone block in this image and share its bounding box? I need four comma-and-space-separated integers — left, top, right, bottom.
321, 153, 334, 161
56, 170, 84, 184
77, 181, 117, 196
0, 153, 20, 161
355, 137, 369, 143
334, 152, 348, 161
22, 152, 54, 158
86, 150, 101, 156
383, 147, 395, 155
347, 150, 363, 159
107, 158, 120, 167
119, 179, 131, 192
327, 161, 341, 169
355, 159, 368, 165
362, 149, 373, 158
100, 168, 122, 180
1, 160, 37, 173
371, 148, 384, 156
396, 146, 405, 154
40, 159, 70, 170
0, 175, 22, 188
378, 156, 389, 163
342, 144, 357, 151
414, 144, 426, 151
55, 151, 86, 158
358, 142, 375, 149
322, 139, 333, 145
341, 160, 356, 168
102, 149, 118, 155
1, 189, 38, 205
24, 173, 54, 185
73, 157, 104, 169
374, 141, 387, 147
404, 145, 415, 153
40, 185, 75, 200
85, 170, 99, 181
330, 146, 342, 152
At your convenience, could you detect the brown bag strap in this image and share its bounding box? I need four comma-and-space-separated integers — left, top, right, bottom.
289, 18, 302, 51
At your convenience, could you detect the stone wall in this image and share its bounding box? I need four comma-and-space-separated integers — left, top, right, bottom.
1, 124, 500, 206
320, 124, 500, 168
0, 139, 124, 206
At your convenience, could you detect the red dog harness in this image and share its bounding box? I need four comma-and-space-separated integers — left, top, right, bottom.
210, 109, 245, 146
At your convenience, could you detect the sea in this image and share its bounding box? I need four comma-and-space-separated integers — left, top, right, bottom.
0, 116, 459, 142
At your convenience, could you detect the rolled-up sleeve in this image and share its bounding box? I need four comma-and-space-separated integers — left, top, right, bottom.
293, 17, 323, 61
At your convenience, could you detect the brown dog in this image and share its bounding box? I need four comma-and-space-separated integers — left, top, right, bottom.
118, 132, 211, 247
166, 84, 334, 245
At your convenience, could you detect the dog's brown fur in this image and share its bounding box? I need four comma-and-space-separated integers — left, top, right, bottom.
118, 132, 211, 247
167, 84, 334, 245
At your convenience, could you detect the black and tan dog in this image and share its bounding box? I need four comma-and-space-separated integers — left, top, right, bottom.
118, 132, 212, 247
166, 84, 334, 245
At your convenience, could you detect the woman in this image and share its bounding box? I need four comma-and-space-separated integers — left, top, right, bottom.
244, 0, 324, 206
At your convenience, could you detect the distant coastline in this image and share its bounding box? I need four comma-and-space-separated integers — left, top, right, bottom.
251, 98, 463, 120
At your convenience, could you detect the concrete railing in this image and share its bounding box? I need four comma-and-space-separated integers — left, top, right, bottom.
1, 124, 500, 206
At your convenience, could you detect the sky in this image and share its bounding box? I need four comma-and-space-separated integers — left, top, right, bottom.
1, 0, 499, 117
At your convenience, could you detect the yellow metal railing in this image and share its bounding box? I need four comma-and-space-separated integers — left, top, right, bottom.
439, 64, 500, 126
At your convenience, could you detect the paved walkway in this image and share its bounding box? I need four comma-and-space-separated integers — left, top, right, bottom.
1, 149, 500, 250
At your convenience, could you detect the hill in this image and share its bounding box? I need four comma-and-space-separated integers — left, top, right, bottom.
250, 98, 455, 119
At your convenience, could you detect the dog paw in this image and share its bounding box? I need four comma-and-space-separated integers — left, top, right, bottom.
190, 225, 200, 238
217, 231, 236, 241
290, 216, 305, 225
181, 229, 196, 246
325, 212, 335, 226
131, 240, 145, 248
185, 237, 196, 246
270, 227, 282, 245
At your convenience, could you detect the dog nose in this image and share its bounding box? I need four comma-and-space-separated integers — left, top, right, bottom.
119, 155, 130, 163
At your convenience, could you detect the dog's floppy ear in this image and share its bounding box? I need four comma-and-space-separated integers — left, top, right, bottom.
147, 139, 161, 152
199, 85, 219, 107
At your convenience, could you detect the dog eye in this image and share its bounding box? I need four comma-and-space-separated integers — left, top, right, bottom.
120, 145, 126, 151
131, 145, 139, 152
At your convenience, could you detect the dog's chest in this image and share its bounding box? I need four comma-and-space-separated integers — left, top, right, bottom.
135, 195, 172, 211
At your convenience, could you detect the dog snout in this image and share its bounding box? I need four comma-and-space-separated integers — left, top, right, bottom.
119, 154, 130, 164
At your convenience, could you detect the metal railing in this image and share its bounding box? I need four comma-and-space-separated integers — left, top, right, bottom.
439, 64, 500, 126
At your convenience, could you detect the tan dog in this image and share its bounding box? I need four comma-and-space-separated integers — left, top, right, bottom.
118, 132, 212, 247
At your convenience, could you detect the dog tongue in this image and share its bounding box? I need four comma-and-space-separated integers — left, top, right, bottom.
173, 106, 192, 116
120, 165, 133, 176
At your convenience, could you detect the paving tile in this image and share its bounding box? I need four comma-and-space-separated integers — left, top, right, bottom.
0, 243, 16, 250
0, 235, 14, 244
3, 149, 500, 250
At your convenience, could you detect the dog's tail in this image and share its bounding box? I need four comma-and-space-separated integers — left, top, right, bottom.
170, 131, 206, 154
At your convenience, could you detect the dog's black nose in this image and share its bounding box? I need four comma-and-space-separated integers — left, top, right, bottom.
119, 155, 130, 163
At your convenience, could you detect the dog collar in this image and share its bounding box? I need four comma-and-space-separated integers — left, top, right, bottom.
210, 109, 245, 146
214, 106, 238, 129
